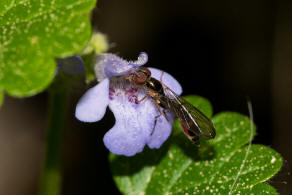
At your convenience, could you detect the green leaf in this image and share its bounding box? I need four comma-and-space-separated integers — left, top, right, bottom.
0, 90, 3, 107
81, 32, 110, 83
81, 51, 96, 84
110, 95, 282, 195
183, 95, 213, 118
81, 32, 109, 55
0, 0, 97, 97
235, 183, 278, 195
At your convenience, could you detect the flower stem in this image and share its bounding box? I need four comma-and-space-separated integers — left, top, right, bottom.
40, 75, 70, 195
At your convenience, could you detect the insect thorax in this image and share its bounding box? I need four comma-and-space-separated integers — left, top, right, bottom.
146, 78, 164, 93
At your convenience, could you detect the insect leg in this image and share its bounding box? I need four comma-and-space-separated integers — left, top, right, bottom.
150, 99, 163, 135
151, 113, 162, 135
151, 109, 169, 135
151, 98, 163, 115
162, 109, 169, 122
138, 95, 147, 103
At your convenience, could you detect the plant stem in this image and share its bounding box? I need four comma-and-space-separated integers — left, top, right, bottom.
40, 75, 70, 195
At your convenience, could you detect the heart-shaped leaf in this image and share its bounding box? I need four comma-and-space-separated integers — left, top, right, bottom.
110, 95, 282, 194
0, 0, 96, 97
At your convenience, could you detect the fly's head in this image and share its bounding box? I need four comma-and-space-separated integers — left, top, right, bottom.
125, 67, 151, 85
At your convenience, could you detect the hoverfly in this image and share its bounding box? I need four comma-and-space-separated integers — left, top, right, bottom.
125, 67, 216, 144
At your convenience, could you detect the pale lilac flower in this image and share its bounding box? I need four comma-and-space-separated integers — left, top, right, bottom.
75, 52, 182, 156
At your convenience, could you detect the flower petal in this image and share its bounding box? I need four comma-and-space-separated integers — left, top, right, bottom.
94, 53, 132, 80
104, 86, 176, 156
95, 53, 148, 81
75, 79, 109, 122
104, 97, 152, 156
103, 121, 146, 156
148, 67, 183, 95
146, 110, 175, 149
129, 52, 148, 67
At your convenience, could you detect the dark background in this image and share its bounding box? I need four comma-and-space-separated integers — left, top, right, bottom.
0, 0, 291, 194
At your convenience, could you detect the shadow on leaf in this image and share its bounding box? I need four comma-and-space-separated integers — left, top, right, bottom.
110, 140, 171, 176
110, 129, 216, 177
171, 133, 216, 162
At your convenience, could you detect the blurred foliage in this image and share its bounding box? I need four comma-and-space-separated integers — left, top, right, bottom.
81, 32, 109, 55
110, 95, 282, 194
0, 0, 96, 97
0, 90, 3, 107
81, 32, 110, 84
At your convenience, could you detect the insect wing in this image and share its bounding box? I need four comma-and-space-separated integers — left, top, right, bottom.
163, 87, 216, 140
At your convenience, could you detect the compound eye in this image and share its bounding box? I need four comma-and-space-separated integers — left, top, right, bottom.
133, 71, 148, 84
140, 67, 151, 77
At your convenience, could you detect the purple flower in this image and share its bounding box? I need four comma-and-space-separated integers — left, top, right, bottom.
75, 52, 182, 156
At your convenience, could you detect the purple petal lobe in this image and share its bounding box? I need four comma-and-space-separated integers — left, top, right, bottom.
148, 67, 183, 95
104, 99, 150, 156
75, 79, 109, 122
103, 121, 146, 156
104, 87, 175, 156
146, 110, 175, 149
94, 54, 133, 80
129, 52, 148, 67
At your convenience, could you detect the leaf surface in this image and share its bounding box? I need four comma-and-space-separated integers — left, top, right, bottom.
0, 0, 96, 97
110, 95, 282, 195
